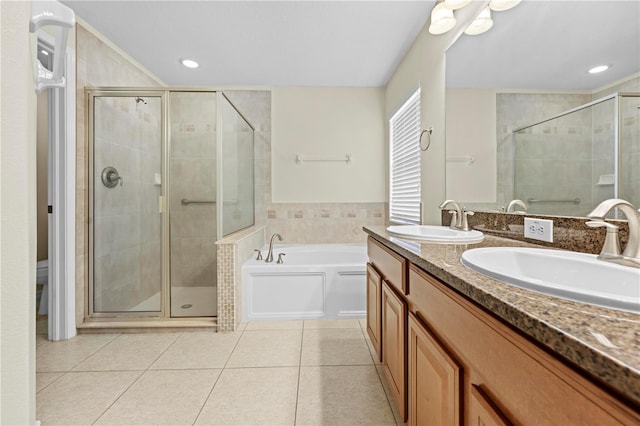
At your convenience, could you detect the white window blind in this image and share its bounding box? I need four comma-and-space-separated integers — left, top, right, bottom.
389, 88, 421, 225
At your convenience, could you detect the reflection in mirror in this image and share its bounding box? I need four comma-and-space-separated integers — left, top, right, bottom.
445, 1, 640, 218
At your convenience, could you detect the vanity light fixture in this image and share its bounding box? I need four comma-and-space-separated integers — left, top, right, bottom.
588, 65, 609, 74
464, 6, 494, 36
430, 0, 519, 36
179, 58, 199, 69
429, 2, 457, 35
488, 0, 522, 12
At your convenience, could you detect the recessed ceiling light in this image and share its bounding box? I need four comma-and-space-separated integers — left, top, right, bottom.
588, 65, 609, 74
180, 58, 199, 69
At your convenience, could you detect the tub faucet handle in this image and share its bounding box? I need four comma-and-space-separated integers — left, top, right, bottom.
254, 249, 263, 261
276, 253, 286, 264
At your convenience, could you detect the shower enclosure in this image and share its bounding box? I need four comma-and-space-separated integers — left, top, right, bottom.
88, 89, 254, 319
513, 92, 640, 217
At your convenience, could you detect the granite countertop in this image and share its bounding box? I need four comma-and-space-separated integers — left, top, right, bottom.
363, 226, 640, 408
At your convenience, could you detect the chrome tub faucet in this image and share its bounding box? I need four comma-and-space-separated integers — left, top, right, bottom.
265, 233, 283, 263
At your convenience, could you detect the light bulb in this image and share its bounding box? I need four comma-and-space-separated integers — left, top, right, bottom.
464, 6, 493, 36
444, 0, 472, 10
429, 2, 456, 35
489, 0, 522, 12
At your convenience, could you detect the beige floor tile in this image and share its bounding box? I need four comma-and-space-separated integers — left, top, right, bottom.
358, 318, 367, 329
36, 371, 141, 425
195, 367, 298, 425
36, 372, 63, 392
95, 369, 221, 426
151, 331, 241, 369
296, 365, 396, 426
376, 364, 404, 425
236, 321, 248, 331
226, 330, 302, 368
363, 329, 383, 365
72, 333, 180, 371
301, 328, 373, 366
245, 320, 303, 330
37, 334, 120, 372
304, 319, 362, 329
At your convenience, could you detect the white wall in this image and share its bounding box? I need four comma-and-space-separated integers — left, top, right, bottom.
445, 88, 497, 202
385, 2, 487, 225
271, 87, 386, 203
1, 1, 37, 424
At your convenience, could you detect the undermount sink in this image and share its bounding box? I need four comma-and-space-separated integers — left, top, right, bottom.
461, 247, 640, 313
386, 225, 484, 244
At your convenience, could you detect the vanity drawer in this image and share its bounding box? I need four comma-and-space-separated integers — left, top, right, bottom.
368, 237, 407, 294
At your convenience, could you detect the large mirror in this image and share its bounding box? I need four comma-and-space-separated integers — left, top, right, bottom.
445, 1, 640, 217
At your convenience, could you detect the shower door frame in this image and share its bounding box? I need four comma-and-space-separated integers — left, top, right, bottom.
511, 91, 640, 218
87, 88, 171, 319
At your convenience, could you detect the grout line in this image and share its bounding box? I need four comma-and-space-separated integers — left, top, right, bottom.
293, 319, 305, 425
35, 371, 67, 394
192, 326, 246, 425
90, 332, 183, 425
64, 332, 123, 372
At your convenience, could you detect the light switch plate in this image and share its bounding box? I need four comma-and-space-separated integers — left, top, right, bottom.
524, 217, 553, 242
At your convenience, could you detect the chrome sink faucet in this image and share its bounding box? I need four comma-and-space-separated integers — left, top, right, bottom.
439, 199, 474, 231
265, 233, 283, 263
586, 199, 640, 268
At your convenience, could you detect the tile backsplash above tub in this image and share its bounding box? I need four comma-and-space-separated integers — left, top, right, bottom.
267, 202, 387, 244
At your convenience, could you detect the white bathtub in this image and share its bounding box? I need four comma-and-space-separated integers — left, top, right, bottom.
242, 244, 367, 321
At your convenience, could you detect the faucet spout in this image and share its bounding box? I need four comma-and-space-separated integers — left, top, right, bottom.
587, 199, 640, 267
506, 199, 527, 213
265, 233, 283, 263
439, 200, 462, 229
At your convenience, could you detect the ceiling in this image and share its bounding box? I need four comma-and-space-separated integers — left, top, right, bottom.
61, 0, 640, 90
446, 1, 640, 91
61, 0, 435, 87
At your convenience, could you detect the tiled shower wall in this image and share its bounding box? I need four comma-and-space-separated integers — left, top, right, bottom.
496, 92, 591, 212
76, 24, 163, 324
496, 76, 640, 217
512, 99, 595, 217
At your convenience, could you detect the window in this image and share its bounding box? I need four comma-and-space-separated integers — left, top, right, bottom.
389, 88, 421, 224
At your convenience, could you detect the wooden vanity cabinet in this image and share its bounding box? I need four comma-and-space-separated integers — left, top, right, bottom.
408, 263, 640, 426
382, 281, 407, 420
367, 237, 408, 421
408, 312, 461, 426
366, 263, 382, 361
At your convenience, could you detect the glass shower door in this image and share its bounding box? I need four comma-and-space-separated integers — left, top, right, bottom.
619, 94, 640, 208
169, 92, 218, 317
91, 94, 163, 313
219, 94, 255, 237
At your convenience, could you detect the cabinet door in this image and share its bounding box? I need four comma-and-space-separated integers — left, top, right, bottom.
469, 385, 511, 426
366, 263, 382, 361
408, 313, 461, 426
382, 281, 407, 421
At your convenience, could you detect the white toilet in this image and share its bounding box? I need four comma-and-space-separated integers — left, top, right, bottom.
37, 259, 48, 315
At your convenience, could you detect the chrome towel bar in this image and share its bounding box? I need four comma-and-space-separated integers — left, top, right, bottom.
181, 199, 216, 205
527, 198, 580, 205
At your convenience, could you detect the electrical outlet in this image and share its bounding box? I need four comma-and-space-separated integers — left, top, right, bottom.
524, 217, 553, 242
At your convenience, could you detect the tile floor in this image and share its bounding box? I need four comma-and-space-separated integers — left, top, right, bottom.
36, 319, 401, 426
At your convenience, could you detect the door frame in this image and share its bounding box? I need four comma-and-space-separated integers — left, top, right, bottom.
39, 32, 76, 341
